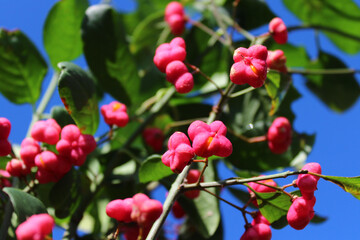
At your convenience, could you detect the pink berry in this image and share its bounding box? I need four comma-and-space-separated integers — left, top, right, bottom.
230, 45, 268, 88
100, 101, 129, 127
240, 226, 259, 240
137, 199, 163, 227
252, 212, 270, 226
0, 117, 11, 139
269, 17, 288, 44
267, 117, 292, 154
170, 37, 186, 49
0, 170, 11, 189
165, 60, 188, 83
0, 139, 12, 157
266, 50, 287, 72
165, 2, 186, 35
165, 2, 184, 22
31, 119, 61, 145
184, 169, 203, 199
174, 72, 194, 94
162, 132, 195, 173
6, 159, 30, 177
106, 198, 134, 223
296, 174, 318, 194
300, 162, 322, 180
153, 38, 186, 72
15, 213, 54, 240
287, 196, 314, 230
56, 124, 96, 166
172, 200, 185, 218
20, 138, 41, 168
142, 128, 164, 152
253, 223, 272, 240
187, 120, 233, 158
131, 193, 150, 222
167, 14, 186, 36
34, 151, 72, 176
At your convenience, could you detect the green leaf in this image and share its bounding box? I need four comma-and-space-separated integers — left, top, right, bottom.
306, 51, 360, 112
0, 29, 47, 104
3, 187, 47, 223
130, 11, 165, 54
231, 0, 276, 30
81, 4, 140, 106
193, 161, 220, 238
139, 155, 174, 183
317, 174, 360, 200
57, 62, 99, 135
283, 0, 360, 54
264, 71, 291, 116
254, 191, 292, 223
50, 106, 76, 128
43, 0, 88, 68
270, 44, 309, 68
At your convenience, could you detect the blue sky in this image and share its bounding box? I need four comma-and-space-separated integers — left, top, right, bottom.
0, 0, 359, 239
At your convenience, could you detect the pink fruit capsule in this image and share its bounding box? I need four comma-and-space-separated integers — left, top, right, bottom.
174, 72, 194, 94
188, 120, 232, 158
31, 119, 61, 145
0, 117, 11, 139
267, 117, 292, 154
230, 45, 268, 88
20, 138, 41, 168
0, 139, 12, 157
269, 17, 288, 44
266, 50, 287, 72
15, 213, 54, 240
162, 132, 195, 173
6, 159, 30, 177
106, 198, 134, 223
100, 101, 129, 127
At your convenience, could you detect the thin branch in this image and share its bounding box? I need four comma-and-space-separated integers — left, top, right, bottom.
187, 18, 229, 47
203, 188, 244, 213
181, 170, 309, 191
230, 86, 255, 98
185, 63, 224, 95
210, 0, 234, 52
164, 118, 208, 132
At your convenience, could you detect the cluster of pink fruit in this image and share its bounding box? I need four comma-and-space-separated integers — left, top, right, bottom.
230, 17, 288, 88
101, 101, 129, 128
15, 213, 54, 240
165, 1, 186, 36
288, 162, 322, 230
241, 212, 272, 240
267, 117, 292, 154
3, 117, 96, 184
153, 37, 194, 94
106, 193, 163, 240
162, 120, 232, 173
